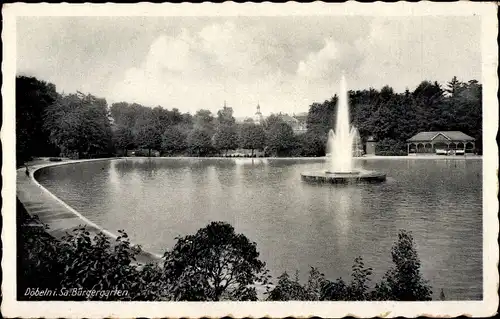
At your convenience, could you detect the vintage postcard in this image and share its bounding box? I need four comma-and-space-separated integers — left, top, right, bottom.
2, 2, 498, 318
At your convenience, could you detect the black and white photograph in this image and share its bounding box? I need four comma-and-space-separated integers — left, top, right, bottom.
2, 2, 498, 318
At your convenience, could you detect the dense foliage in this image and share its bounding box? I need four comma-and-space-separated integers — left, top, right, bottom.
238, 123, 267, 156
19, 193, 434, 302
18, 200, 162, 300
16, 75, 481, 162
267, 231, 432, 301
307, 77, 482, 155
44, 92, 114, 158
16, 76, 60, 163
19, 207, 271, 301
162, 222, 271, 301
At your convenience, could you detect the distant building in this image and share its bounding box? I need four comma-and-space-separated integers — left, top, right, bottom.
292, 112, 308, 135
236, 104, 308, 135
365, 136, 377, 156
406, 131, 476, 155
275, 112, 307, 135
254, 103, 264, 125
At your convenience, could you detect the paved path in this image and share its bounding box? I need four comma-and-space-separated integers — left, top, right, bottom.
361, 154, 482, 160
17, 158, 162, 265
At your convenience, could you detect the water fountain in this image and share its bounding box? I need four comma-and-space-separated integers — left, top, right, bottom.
301, 75, 386, 184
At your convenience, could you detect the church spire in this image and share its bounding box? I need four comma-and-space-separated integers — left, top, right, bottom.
254, 102, 263, 125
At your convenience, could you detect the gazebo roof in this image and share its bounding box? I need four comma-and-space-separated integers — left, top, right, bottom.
407, 131, 475, 142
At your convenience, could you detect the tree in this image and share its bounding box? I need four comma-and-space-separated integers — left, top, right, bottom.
445, 76, 462, 97
161, 126, 188, 155
56, 228, 144, 300
44, 92, 113, 158
320, 257, 372, 301
112, 126, 135, 156
18, 203, 166, 301
238, 123, 266, 156
439, 288, 446, 300
371, 230, 432, 301
16, 76, 60, 163
187, 128, 214, 157
217, 105, 236, 126
267, 271, 310, 301
194, 109, 215, 135
133, 108, 163, 156
320, 277, 350, 301
305, 267, 326, 300
262, 113, 284, 131
266, 122, 296, 156
110, 102, 143, 128
298, 131, 327, 157
213, 124, 238, 156
268, 267, 329, 301
413, 81, 444, 107
162, 221, 270, 301
306, 97, 337, 134
347, 256, 373, 300
305, 77, 481, 156
380, 85, 395, 102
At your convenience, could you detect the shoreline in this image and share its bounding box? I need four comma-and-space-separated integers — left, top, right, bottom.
17, 157, 163, 264
17, 156, 270, 296
124, 154, 482, 160
17, 154, 482, 260
17, 155, 479, 299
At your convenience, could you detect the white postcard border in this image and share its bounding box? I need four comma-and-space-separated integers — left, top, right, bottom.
2, 2, 498, 318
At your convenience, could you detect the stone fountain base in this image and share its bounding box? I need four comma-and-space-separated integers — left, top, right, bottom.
301, 169, 386, 184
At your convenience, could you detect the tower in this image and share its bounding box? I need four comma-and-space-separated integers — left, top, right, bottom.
254, 103, 263, 125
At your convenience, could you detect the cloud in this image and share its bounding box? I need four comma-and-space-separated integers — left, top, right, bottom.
109, 20, 292, 114
296, 39, 363, 81
17, 16, 480, 117
353, 16, 481, 91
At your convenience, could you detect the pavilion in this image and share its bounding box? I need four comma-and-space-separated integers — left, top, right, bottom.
406, 131, 476, 155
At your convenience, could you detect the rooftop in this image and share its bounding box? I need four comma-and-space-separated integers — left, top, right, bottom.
407, 131, 475, 142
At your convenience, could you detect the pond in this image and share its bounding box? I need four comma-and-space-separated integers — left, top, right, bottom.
36, 157, 482, 300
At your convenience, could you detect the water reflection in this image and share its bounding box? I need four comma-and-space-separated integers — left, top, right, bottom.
37, 158, 482, 300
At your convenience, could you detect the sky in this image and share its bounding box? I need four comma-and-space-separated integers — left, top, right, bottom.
17, 16, 481, 118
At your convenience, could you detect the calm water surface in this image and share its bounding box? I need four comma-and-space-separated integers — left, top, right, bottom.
37, 158, 482, 300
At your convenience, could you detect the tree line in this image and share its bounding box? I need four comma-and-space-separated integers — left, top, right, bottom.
19, 199, 434, 301
16, 75, 482, 163
306, 77, 482, 155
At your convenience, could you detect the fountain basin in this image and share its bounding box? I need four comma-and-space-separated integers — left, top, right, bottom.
301, 169, 386, 184
325, 171, 361, 175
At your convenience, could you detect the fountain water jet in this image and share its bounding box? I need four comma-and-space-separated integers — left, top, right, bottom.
301, 75, 386, 184
326, 75, 359, 174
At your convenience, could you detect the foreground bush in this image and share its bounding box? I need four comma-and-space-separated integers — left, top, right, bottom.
267, 230, 432, 301
162, 221, 271, 301
19, 209, 270, 301
19, 200, 431, 301
19, 219, 163, 300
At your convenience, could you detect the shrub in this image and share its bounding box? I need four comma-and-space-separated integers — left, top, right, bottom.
375, 138, 407, 156
18, 205, 165, 301
267, 271, 310, 301
162, 221, 271, 301
19, 202, 432, 302
371, 230, 432, 301
269, 231, 432, 301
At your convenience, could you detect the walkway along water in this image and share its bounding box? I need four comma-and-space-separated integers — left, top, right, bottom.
17, 157, 271, 298
16, 158, 162, 265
